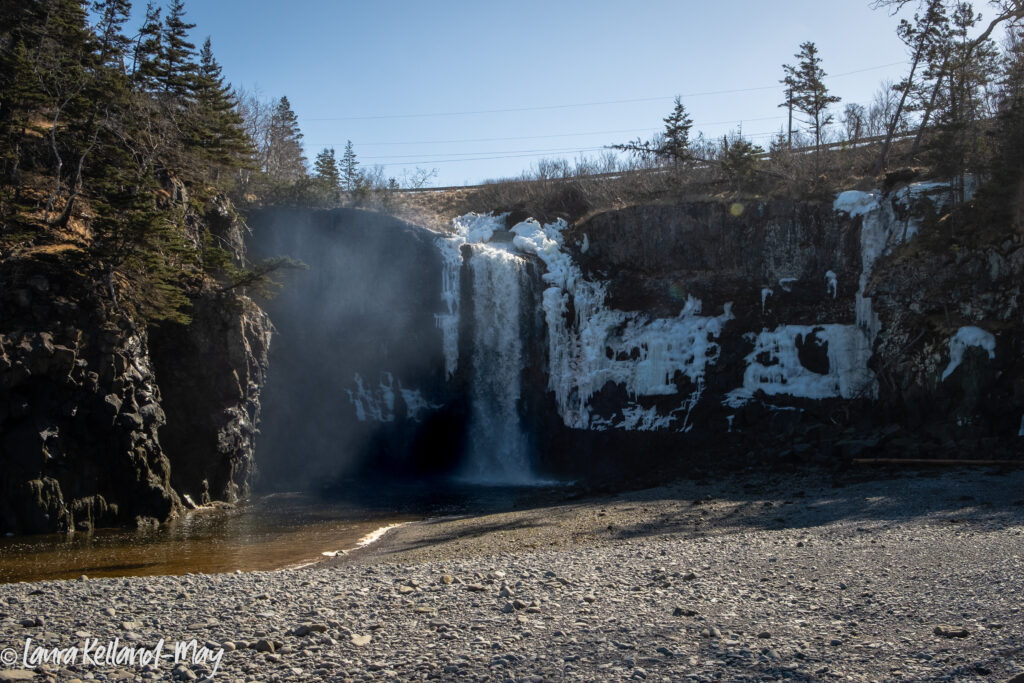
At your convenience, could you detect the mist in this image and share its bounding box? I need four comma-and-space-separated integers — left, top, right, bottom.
248, 208, 464, 493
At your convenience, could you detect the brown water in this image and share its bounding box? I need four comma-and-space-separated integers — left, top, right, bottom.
0, 493, 412, 584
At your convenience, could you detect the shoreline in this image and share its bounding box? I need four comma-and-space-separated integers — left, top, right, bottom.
2, 467, 1023, 681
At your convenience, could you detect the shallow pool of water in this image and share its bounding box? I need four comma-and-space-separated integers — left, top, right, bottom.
0, 493, 412, 583
0, 481, 574, 584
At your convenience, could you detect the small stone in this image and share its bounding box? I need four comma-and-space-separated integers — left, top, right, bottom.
934, 625, 970, 638
500, 603, 514, 614
498, 585, 514, 599
838, 582, 848, 590
103, 607, 116, 617
466, 584, 487, 592
673, 607, 696, 617
512, 599, 528, 611
440, 574, 454, 585
757, 631, 772, 639
253, 639, 275, 653
829, 638, 843, 646
351, 634, 372, 647
78, 575, 88, 582
19, 617, 37, 628
582, 595, 596, 603
682, 572, 697, 581
397, 585, 415, 595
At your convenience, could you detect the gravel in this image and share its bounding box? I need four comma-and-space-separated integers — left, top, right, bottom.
1, 468, 1023, 681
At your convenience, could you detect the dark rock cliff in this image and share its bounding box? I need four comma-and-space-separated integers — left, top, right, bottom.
0, 201, 273, 534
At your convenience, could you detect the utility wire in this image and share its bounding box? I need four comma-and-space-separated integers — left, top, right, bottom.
304, 61, 909, 122
309, 115, 788, 149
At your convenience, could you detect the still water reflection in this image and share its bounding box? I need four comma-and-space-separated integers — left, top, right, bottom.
0, 482, 572, 584
0, 493, 412, 583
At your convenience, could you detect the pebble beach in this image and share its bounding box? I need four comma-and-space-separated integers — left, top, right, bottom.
2, 467, 1023, 682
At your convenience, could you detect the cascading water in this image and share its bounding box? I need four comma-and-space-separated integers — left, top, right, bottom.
462, 243, 534, 483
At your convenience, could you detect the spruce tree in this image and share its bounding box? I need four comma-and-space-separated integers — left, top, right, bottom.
340, 140, 360, 191
132, 3, 163, 91
314, 147, 341, 186
782, 42, 841, 154
158, 0, 198, 97
265, 96, 306, 182
92, 0, 133, 73
659, 97, 693, 168
189, 37, 251, 173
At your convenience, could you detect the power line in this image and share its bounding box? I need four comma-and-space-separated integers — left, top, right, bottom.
304, 61, 908, 122
370, 147, 610, 169
308, 115, 788, 149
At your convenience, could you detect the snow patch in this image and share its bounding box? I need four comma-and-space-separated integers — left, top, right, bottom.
833, 190, 880, 216
778, 278, 797, 293
825, 270, 837, 299
761, 288, 773, 314
941, 326, 996, 382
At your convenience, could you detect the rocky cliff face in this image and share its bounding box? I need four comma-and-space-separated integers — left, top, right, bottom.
0, 200, 273, 534
245, 188, 1022, 491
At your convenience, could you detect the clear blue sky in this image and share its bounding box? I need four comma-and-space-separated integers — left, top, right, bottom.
137, 1, 923, 186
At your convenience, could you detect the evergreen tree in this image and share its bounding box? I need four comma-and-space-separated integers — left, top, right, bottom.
782, 42, 841, 154
92, 0, 133, 73
313, 147, 341, 186
157, 0, 197, 96
264, 96, 306, 182
188, 37, 251, 174
659, 97, 693, 168
340, 140, 360, 191
132, 2, 162, 91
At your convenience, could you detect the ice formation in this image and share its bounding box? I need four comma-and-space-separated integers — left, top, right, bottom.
940, 326, 996, 381
726, 183, 949, 407
727, 325, 875, 405
511, 218, 733, 430
346, 372, 437, 423
761, 288, 773, 313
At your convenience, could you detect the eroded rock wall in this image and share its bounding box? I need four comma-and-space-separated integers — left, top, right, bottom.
0, 200, 274, 534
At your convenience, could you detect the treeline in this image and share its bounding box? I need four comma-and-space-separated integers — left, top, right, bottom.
497, 0, 1023, 216
0, 1, 373, 325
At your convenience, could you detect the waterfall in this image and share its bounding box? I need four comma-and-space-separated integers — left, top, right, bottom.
462, 243, 534, 483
